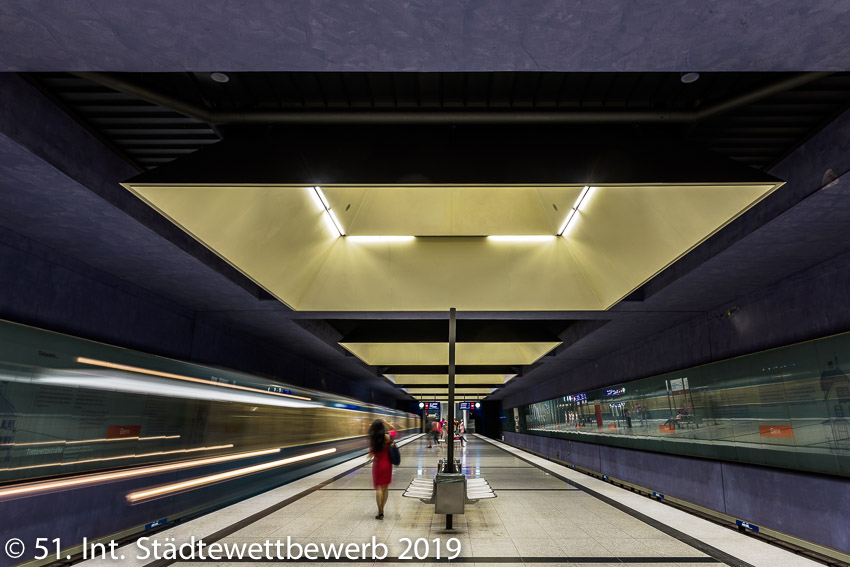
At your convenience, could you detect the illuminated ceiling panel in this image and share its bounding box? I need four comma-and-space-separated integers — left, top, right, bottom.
339, 342, 560, 366
406, 388, 494, 395
126, 182, 780, 311
385, 374, 514, 385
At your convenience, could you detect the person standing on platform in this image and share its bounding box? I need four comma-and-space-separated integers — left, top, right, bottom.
427, 419, 438, 448
458, 420, 466, 446
368, 419, 392, 519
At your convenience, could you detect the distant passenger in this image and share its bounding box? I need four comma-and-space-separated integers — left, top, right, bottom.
368, 419, 392, 520
458, 421, 466, 446
429, 420, 440, 447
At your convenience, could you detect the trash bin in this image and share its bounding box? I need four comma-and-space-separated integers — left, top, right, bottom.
434, 472, 466, 515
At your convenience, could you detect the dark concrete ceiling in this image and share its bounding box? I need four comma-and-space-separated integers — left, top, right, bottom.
3, 3, 850, 406
28, 71, 850, 172
3, 1, 850, 72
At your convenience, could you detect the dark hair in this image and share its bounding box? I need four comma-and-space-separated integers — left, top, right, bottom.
369, 419, 386, 452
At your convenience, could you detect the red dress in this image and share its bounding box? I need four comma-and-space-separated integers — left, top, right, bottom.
371, 443, 392, 487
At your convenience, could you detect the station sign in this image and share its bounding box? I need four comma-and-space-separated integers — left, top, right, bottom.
145, 518, 167, 530
458, 402, 480, 410
565, 393, 587, 402
605, 387, 626, 397
268, 386, 295, 395
736, 520, 760, 533
419, 402, 440, 410
667, 377, 689, 394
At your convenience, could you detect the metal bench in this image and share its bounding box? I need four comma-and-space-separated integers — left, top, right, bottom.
402, 459, 496, 511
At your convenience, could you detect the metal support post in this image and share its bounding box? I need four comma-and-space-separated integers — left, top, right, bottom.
446, 307, 456, 530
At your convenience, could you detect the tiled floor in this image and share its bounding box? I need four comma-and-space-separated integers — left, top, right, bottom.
78, 434, 822, 567
190, 436, 724, 566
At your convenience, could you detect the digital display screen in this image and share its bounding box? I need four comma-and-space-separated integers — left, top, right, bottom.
423, 402, 440, 410
458, 402, 480, 410
605, 387, 626, 397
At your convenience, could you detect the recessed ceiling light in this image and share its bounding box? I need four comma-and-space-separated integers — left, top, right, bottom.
680, 72, 700, 84
210, 72, 230, 84
487, 235, 556, 242
347, 236, 415, 242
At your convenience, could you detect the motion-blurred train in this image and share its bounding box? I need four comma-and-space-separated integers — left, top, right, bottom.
0, 319, 417, 566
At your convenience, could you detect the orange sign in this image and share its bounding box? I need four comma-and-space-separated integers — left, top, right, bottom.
107, 425, 141, 439
659, 424, 675, 434
759, 425, 793, 438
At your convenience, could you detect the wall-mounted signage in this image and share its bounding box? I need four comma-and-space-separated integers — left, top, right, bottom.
107, 425, 141, 439
145, 518, 167, 530
605, 387, 626, 397
667, 377, 689, 394
458, 402, 481, 410
565, 393, 587, 402
422, 402, 440, 410
736, 520, 760, 533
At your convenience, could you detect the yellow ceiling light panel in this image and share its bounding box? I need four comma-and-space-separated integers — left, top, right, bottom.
458, 342, 559, 365
298, 234, 600, 311
329, 186, 453, 236
340, 342, 559, 366
385, 374, 514, 385
406, 388, 494, 395
449, 186, 574, 236
564, 184, 777, 307
341, 343, 447, 366
124, 181, 782, 312
130, 185, 339, 308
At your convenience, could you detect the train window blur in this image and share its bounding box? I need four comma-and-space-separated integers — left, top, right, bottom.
0, 320, 417, 483
505, 330, 850, 477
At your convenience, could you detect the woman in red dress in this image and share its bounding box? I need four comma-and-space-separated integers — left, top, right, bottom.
368, 419, 392, 519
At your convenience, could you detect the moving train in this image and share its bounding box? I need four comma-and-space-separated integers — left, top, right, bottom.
0, 319, 417, 566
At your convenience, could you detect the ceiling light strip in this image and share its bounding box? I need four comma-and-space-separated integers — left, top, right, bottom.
126, 447, 337, 502
347, 236, 416, 242
0, 447, 280, 499
314, 186, 345, 236
557, 185, 591, 236
76, 357, 311, 401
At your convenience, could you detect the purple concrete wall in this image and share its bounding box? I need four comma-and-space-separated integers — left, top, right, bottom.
504, 431, 850, 554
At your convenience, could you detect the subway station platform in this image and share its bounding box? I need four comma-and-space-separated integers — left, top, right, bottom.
76, 434, 819, 567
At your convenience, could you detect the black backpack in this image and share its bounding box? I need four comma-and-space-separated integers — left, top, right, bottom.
388, 441, 401, 466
